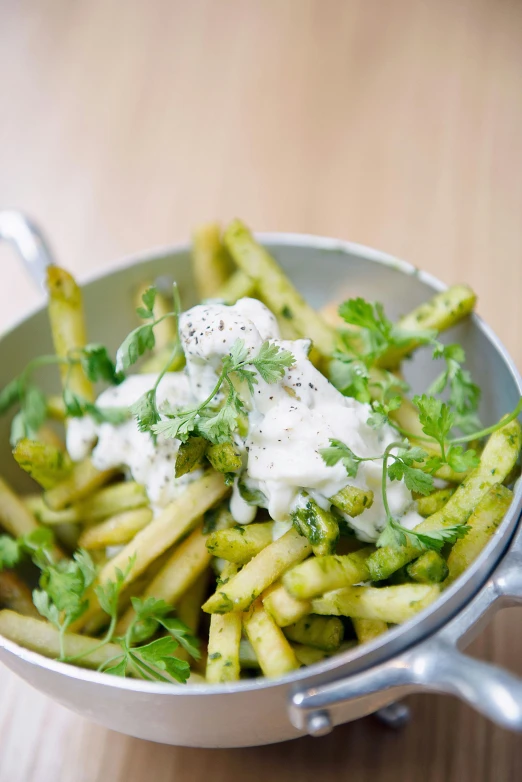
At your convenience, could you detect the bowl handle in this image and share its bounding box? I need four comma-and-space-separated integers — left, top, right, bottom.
289, 518, 522, 736
0, 210, 54, 290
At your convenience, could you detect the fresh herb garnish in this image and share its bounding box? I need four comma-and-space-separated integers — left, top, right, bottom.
151, 338, 294, 444
319, 437, 470, 552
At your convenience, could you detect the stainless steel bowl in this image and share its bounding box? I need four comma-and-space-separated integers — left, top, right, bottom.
0, 211, 521, 748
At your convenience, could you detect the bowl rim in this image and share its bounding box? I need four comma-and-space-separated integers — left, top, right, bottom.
1, 231, 521, 697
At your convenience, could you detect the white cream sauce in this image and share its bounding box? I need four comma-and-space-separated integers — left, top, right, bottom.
67, 297, 423, 540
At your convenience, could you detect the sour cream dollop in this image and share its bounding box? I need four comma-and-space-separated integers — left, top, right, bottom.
67, 297, 422, 539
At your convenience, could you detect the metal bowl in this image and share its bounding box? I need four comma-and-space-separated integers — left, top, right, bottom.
0, 211, 521, 747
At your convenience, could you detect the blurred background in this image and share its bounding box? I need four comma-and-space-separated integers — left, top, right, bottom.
1, 1, 522, 780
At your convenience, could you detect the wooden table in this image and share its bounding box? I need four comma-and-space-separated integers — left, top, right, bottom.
1, 1, 522, 779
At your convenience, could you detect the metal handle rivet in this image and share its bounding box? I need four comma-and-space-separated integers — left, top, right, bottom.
306, 710, 333, 737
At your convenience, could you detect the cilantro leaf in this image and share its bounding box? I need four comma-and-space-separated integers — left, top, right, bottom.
251, 341, 295, 383
104, 658, 128, 677
130, 389, 161, 433
64, 389, 128, 425
196, 404, 238, 444
160, 616, 201, 659
429, 343, 481, 414
152, 411, 198, 443
329, 356, 371, 402
318, 439, 361, 478
0, 378, 21, 415
413, 394, 455, 448
32, 589, 61, 627
94, 556, 135, 620
80, 344, 121, 384
228, 338, 249, 367
0, 536, 21, 569
136, 286, 157, 320
131, 636, 191, 683
388, 459, 434, 496
35, 548, 96, 629
446, 445, 479, 473
116, 324, 156, 373
377, 518, 470, 552
338, 298, 435, 361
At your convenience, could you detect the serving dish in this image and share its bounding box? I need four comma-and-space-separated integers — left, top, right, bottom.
0, 210, 521, 748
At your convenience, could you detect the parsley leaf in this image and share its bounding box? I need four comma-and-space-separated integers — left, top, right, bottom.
63, 389, 128, 425
413, 394, 455, 450
116, 324, 156, 373
136, 286, 157, 320
34, 548, 97, 643
0, 378, 21, 415
318, 439, 362, 478
150, 340, 295, 444
130, 389, 161, 433
130, 636, 191, 683
377, 517, 470, 552
0, 536, 21, 569
80, 344, 121, 384
338, 298, 435, 362
251, 341, 295, 383
329, 356, 371, 402
430, 343, 481, 414
196, 404, 239, 444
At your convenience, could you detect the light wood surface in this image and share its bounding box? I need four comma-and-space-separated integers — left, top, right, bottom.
1, 0, 522, 779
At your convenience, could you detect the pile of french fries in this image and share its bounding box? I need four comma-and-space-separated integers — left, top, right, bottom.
0, 219, 520, 684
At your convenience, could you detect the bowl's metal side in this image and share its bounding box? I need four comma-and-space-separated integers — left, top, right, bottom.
0, 236, 521, 746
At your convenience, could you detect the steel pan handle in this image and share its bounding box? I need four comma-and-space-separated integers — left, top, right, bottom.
0, 210, 54, 290
290, 517, 522, 735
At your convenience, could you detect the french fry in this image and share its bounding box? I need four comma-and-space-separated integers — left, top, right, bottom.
416, 487, 456, 517
44, 459, 117, 511
76, 481, 148, 522
330, 485, 374, 517
217, 269, 256, 304
239, 638, 261, 669
0, 479, 62, 560
175, 437, 207, 478
262, 582, 311, 627
407, 550, 449, 584
98, 472, 228, 590
352, 618, 388, 644
203, 528, 312, 614
206, 442, 242, 474
0, 572, 39, 617
46, 266, 94, 401
292, 495, 339, 556
242, 599, 300, 677
116, 524, 212, 634
445, 484, 513, 585
283, 548, 373, 600
25, 496, 80, 525
46, 395, 66, 422
283, 614, 344, 652
377, 284, 477, 369
35, 425, 65, 451
224, 220, 336, 355
206, 522, 274, 564
312, 583, 440, 624
192, 223, 235, 300
367, 417, 522, 581
13, 438, 72, 489
206, 564, 242, 683
78, 508, 153, 549
0, 610, 122, 668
